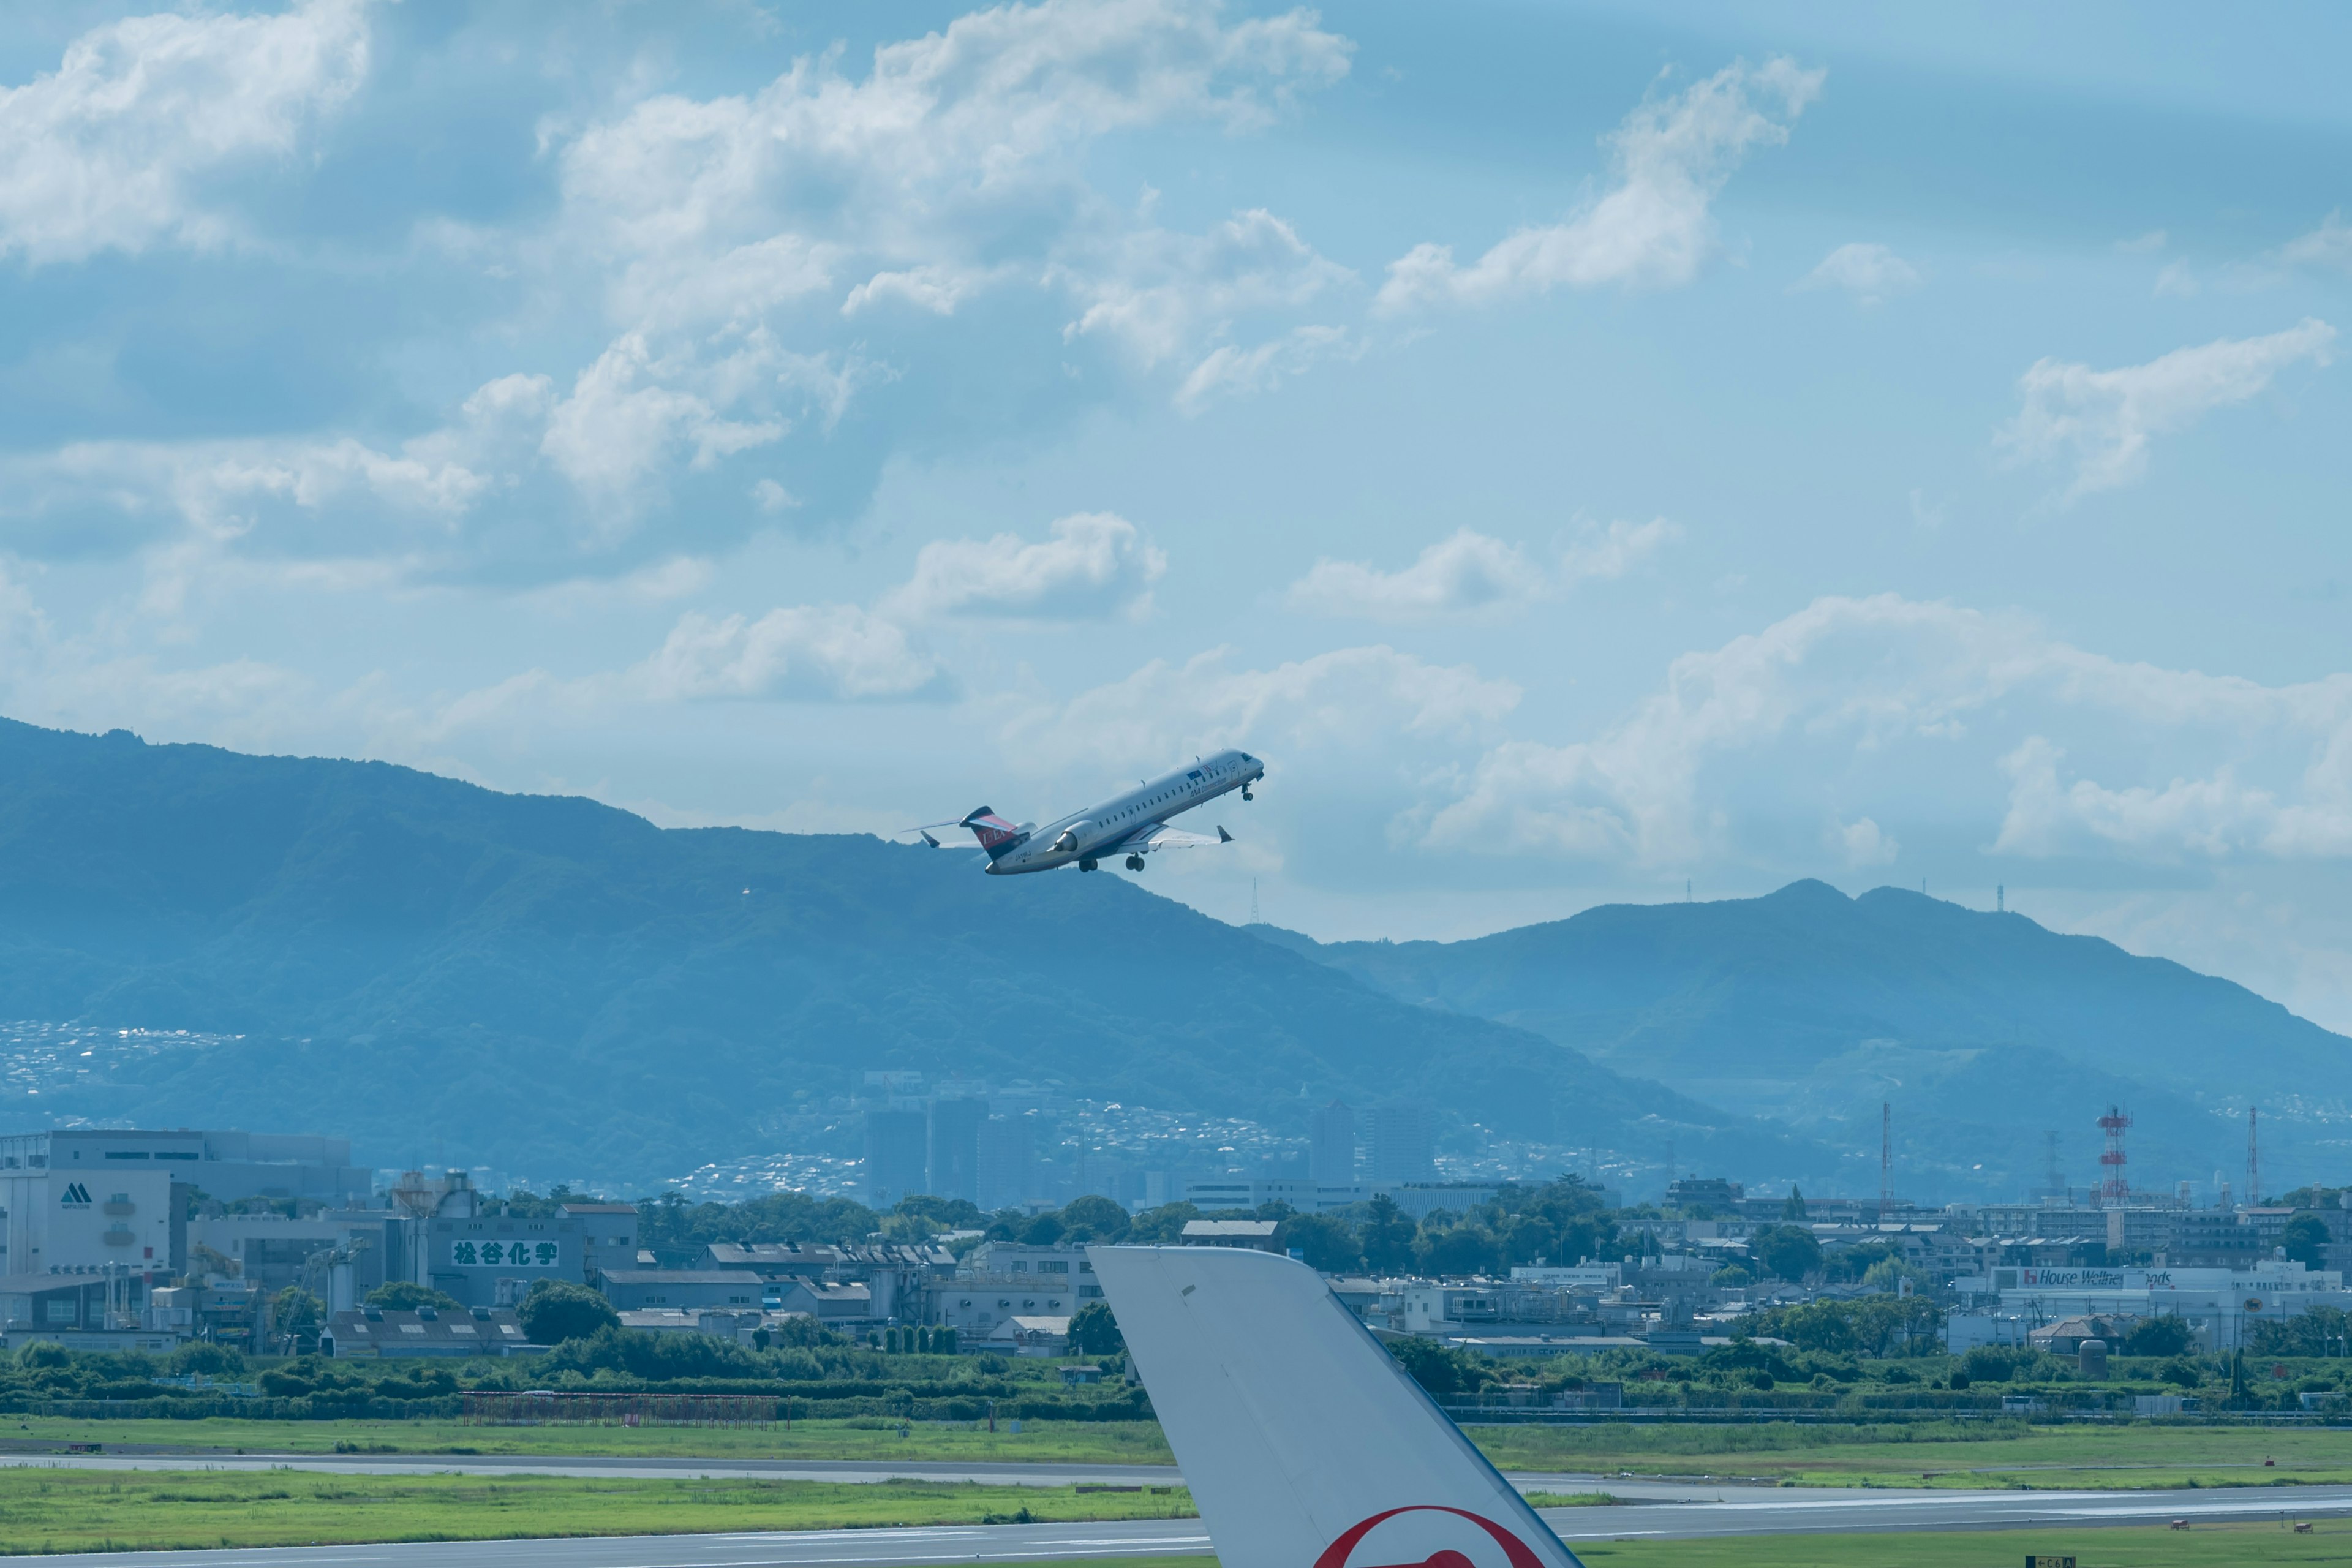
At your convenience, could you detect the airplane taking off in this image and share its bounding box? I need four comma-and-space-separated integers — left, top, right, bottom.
907, 748, 1264, 875
1090, 1243, 1585, 1568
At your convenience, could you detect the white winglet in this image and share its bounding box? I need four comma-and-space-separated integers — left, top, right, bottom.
1088, 1245, 1583, 1568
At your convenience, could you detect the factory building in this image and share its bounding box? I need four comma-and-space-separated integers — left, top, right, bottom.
0, 1126, 368, 1338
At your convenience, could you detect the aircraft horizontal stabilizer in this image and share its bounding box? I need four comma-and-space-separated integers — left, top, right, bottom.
1133, 824, 1233, 852
1088, 1245, 1583, 1568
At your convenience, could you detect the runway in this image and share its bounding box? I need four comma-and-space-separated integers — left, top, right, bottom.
9, 1480, 2350, 1566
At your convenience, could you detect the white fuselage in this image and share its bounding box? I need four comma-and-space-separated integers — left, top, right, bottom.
984, 748, 1263, 874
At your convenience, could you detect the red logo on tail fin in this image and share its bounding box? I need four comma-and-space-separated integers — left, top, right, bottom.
1313, 1508, 1550, 1568
960, 807, 1024, 856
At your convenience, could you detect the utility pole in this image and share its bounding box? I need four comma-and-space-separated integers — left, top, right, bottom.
1880, 1101, 1893, 1224
2248, 1106, 2260, 1208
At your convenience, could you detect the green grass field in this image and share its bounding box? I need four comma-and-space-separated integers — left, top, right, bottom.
1577, 1520, 2352, 1566
1472, 1420, 2352, 1490
0, 1412, 1174, 1463
15, 1412, 2352, 1495
0, 1470, 1196, 1555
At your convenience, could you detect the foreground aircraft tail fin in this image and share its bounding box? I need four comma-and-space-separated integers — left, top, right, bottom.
1088, 1246, 1583, 1568
959, 807, 1026, 860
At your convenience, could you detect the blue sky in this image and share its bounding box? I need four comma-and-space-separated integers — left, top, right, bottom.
4, 1, 2351, 1028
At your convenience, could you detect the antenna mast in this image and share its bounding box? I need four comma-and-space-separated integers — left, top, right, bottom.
1879, 1101, 1891, 1224
2097, 1105, 2131, 1207
1250, 878, 1259, 925
2247, 1105, 2260, 1207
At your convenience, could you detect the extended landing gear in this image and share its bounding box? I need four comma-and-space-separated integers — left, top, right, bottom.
1242, 785, 1254, 801
1079, 857, 1098, 872
1125, 854, 1145, 871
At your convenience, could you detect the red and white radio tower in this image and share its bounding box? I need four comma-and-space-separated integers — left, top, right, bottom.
2096, 1105, 2131, 1207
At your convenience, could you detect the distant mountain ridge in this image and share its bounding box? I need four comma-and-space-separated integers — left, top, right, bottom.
0, 718, 1814, 1187
1251, 880, 2351, 1197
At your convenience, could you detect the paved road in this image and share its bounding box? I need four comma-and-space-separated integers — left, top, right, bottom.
0, 1451, 2070, 1502
10, 1483, 2351, 1567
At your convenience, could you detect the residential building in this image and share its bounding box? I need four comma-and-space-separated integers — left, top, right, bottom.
1370, 1106, 1433, 1185
927, 1098, 986, 1205
1182, 1219, 1280, 1249
0, 1127, 368, 1208
186, 1209, 399, 1307
325, 1305, 535, 1357
984, 1314, 1070, 1356
564, 1202, 639, 1283
2107, 1207, 2187, 1257
1666, 1178, 1743, 1212
699, 1242, 843, 1281
1510, 1264, 1623, 1289
1182, 1177, 1367, 1214
1381, 1183, 1501, 1221
977, 1116, 1033, 1212
773, 1279, 874, 1324
863, 1109, 927, 1208
935, 1240, 1097, 1340
1310, 1101, 1357, 1185
597, 1270, 764, 1311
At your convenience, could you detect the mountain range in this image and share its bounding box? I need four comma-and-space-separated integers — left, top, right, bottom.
0, 718, 1810, 1189
1253, 880, 2349, 1199
1, 715, 2341, 1200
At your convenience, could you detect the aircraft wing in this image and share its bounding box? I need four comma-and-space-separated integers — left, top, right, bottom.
1108, 821, 1234, 854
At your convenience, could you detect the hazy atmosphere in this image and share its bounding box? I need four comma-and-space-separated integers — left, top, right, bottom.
1, 2, 2348, 1028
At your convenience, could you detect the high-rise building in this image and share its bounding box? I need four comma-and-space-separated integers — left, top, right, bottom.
927, 1098, 987, 1205
862, 1110, 927, 1208
977, 1116, 1033, 1212
1370, 1105, 1434, 1185
1310, 1100, 1357, 1185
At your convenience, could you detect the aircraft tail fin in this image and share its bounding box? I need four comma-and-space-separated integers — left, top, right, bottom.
959, 807, 1026, 860
1087, 1245, 1583, 1568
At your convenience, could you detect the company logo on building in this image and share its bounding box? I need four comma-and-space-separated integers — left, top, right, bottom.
59, 1183, 92, 1207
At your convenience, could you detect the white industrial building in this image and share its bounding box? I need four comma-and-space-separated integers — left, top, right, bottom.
1945, 1259, 2351, 1351
0, 1125, 368, 1340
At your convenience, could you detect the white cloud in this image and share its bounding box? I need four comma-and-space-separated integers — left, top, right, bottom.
1999, 319, 2337, 498
0, 0, 371, 263
1795, 241, 1919, 305
882, 511, 1166, 622
1417, 594, 2352, 872
1562, 517, 1679, 584
631, 605, 943, 701
559, 1, 1349, 334
1289, 530, 1538, 622
1830, 815, 1899, 867
1996, 737, 2352, 862
2280, 213, 2352, 273
1011, 643, 1520, 776
1287, 519, 1676, 622
1061, 208, 1350, 368
538, 333, 785, 518
1175, 323, 1351, 412
1374, 56, 1822, 312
